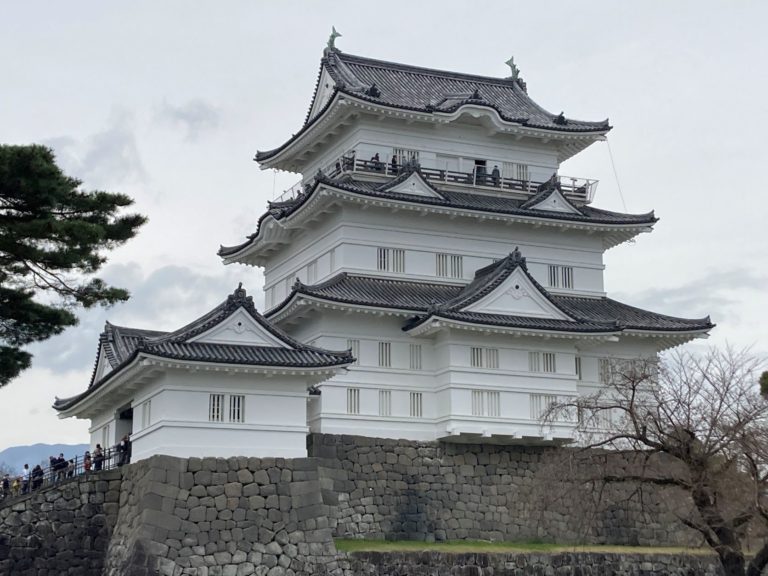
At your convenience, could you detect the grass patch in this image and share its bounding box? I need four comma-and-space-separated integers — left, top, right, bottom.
334, 539, 715, 556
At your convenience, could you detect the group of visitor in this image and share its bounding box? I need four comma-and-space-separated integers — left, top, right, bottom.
0, 435, 132, 501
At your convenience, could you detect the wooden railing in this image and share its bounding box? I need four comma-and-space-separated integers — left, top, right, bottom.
275, 155, 598, 204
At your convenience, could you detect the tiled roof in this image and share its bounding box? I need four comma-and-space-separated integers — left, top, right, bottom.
218, 172, 656, 258
54, 286, 352, 412
269, 271, 713, 334
256, 51, 610, 162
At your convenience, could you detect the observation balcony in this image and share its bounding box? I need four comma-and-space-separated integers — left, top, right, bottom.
274, 152, 598, 205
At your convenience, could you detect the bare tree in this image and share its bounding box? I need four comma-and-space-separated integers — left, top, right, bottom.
546, 347, 768, 576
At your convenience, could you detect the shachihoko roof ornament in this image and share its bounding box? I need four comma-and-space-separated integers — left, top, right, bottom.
505, 56, 520, 81
325, 26, 341, 54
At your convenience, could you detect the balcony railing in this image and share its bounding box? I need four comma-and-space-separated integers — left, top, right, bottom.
274, 154, 598, 204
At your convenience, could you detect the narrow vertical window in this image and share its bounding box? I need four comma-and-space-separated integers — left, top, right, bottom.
409, 344, 422, 370
486, 348, 499, 369
209, 394, 225, 422
575, 356, 582, 380
392, 249, 405, 273
378, 342, 391, 367
451, 255, 463, 278
548, 265, 559, 288
229, 395, 245, 423
470, 347, 483, 368
548, 265, 573, 289
378, 390, 392, 416
436, 253, 448, 277
561, 266, 573, 289
487, 391, 500, 417
377, 248, 389, 271
347, 388, 360, 415
409, 392, 423, 418
347, 339, 360, 365
471, 390, 484, 416
142, 400, 152, 429
543, 352, 557, 373
529, 351, 541, 372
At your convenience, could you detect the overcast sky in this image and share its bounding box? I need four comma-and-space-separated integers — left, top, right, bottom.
0, 1, 765, 449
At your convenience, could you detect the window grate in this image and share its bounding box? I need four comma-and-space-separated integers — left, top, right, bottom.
209, 394, 225, 422
378, 342, 391, 367
409, 344, 422, 370
471, 347, 483, 368
548, 265, 574, 289
347, 388, 360, 414
229, 395, 245, 423
409, 392, 423, 418
543, 352, 556, 373
575, 356, 582, 380
378, 390, 391, 416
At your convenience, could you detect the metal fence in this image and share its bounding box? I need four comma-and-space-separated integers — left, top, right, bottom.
0, 445, 129, 503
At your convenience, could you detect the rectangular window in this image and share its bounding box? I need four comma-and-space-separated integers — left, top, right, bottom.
307, 260, 317, 283
472, 390, 501, 417
229, 395, 245, 423
347, 339, 360, 366
209, 394, 225, 422
347, 388, 360, 415
409, 392, 423, 418
486, 348, 499, 369
377, 248, 405, 273
530, 393, 558, 419
528, 351, 541, 372
393, 147, 419, 166
142, 400, 152, 429
436, 253, 463, 278
503, 162, 530, 182
378, 390, 392, 416
543, 352, 557, 373
409, 344, 422, 370
575, 356, 582, 380
471, 346, 483, 368
377, 248, 389, 271
548, 265, 574, 289
378, 342, 391, 367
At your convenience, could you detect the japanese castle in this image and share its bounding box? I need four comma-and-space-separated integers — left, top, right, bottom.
55, 36, 713, 460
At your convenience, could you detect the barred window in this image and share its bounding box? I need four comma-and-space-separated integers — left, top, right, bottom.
378, 390, 392, 416
471, 347, 483, 368
409, 392, 423, 418
471, 390, 501, 417
575, 356, 582, 380
378, 342, 392, 367
409, 344, 422, 370
548, 265, 574, 289
229, 395, 245, 423
543, 352, 556, 373
528, 351, 541, 372
347, 388, 360, 415
436, 253, 463, 278
377, 248, 405, 273
209, 394, 225, 422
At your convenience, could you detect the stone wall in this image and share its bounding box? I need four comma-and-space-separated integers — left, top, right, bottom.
0, 434, 709, 575
344, 551, 723, 576
0, 469, 121, 576
308, 434, 696, 546
103, 455, 344, 576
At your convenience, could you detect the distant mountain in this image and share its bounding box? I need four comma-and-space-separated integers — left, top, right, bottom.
0, 443, 89, 475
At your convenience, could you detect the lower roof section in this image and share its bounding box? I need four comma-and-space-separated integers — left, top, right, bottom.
267, 271, 714, 335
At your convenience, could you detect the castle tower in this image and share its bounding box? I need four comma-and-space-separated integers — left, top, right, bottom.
219, 41, 713, 444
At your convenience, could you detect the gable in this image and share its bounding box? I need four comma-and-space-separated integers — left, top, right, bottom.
307, 67, 337, 123
188, 308, 289, 347
462, 267, 571, 320
387, 172, 443, 198
93, 346, 113, 384
526, 188, 581, 214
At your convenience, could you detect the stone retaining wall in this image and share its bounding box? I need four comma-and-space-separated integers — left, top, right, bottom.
0, 469, 121, 576
308, 434, 696, 546
343, 551, 724, 576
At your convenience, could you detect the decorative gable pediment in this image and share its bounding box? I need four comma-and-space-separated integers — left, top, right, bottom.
525, 188, 581, 214
93, 346, 112, 384
189, 308, 288, 347
463, 267, 571, 320
387, 172, 443, 198
307, 67, 337, 123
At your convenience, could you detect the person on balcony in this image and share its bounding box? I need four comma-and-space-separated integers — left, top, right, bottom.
370, 152, 382, 172
93, 444, 104, 471
491, 165, 500, 187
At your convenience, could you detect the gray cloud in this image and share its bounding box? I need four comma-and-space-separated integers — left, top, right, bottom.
44, 111, 147, 190
613, 267, 766, 325
27, 263, 260, 374
156, 99, 220, 141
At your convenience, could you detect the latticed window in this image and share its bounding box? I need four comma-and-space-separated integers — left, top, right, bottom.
409, 344, 422, 370
486, 348, 499, 369
472, 390, 501, 417
378, 390, 392, 416
471, 347, 483, 368
410, 392, 423, 417
209, 394, 225, 422
378, 342, 391, 367
347, 388, 360, 414
529, 351, 541, 372
599, 358, 613, 384
503, 161, 530, 182
436, 253, 463, 278
229, 395, 245, 423
548, 265, 574, 289
393, 147, 419, 166
530, 394, 558, 419
377, 248, 405, 273
543, 352, 556, 373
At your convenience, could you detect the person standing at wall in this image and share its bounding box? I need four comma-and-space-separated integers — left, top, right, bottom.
93, 445, 104, 471
21, 464, 30, 494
